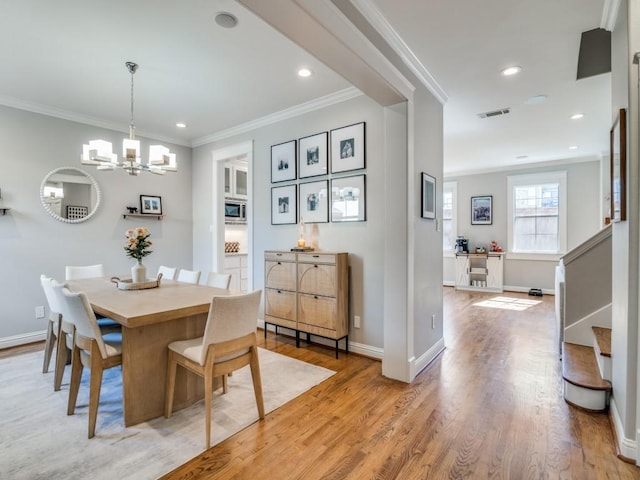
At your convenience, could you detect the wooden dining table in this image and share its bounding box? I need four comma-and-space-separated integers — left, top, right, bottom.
66, 276, 235, 427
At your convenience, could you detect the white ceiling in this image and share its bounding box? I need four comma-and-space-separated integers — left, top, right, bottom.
0, 0, 611, 174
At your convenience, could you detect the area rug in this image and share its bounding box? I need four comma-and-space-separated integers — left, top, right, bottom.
0, 348, 335, 479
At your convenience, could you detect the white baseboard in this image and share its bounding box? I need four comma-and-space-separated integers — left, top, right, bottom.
0, 330, 47, 350
503, 285, 555, 295
412, 337, 445, 379
443, 280, 455, 287
563, 303, 612, 347
610, 397, 637, 461
257, 320, 383, 359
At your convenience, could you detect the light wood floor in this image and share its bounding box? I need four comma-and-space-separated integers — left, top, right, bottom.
5, 288, 638, 479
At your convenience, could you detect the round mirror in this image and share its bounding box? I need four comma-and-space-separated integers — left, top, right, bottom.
40, 167, 101, 223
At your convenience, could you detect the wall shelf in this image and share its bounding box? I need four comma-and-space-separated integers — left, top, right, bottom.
0, 207, 11, 215
123, 213, 164, 220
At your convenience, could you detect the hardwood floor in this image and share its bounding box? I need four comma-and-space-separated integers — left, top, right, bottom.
5, 288, 638, 478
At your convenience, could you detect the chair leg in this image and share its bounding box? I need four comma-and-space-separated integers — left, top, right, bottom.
249, 346, 265, 419
67, 347, 83, 416
87, 350, 104, 439
204, 363, 214, 449
222, 374, 228, 394
164, 351, 177, 418
42, 320, 55, 374
54, 332, 69, 391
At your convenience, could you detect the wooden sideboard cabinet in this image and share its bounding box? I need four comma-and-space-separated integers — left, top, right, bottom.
455, 252, 504, 292
264, 250, 349, 357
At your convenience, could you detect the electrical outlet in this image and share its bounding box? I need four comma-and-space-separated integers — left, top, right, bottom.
35, 306, 45, 319
354, 315, 361, 329
431, 314, 436, 329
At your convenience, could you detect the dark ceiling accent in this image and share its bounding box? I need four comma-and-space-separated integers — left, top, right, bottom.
577, 28, 611, 80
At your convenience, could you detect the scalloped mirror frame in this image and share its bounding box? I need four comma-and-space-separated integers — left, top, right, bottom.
40, 167, 102, 223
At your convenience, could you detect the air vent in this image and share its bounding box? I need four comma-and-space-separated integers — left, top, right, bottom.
477, 108, 510, 119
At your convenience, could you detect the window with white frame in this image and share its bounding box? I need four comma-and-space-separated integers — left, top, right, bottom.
507, 172, 566, 255
442, 181, 457, 252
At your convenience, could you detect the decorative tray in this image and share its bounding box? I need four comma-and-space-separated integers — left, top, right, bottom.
111, 275, 162, 291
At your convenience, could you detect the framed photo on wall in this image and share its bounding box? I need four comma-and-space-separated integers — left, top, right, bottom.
299, 180, 329, 223
271, 140, 297, 183
331, 174, 366, 222
421, 172, 436, 219
471, 195, 492, 225
330, 122, 365, 174
298, 132, 328, 178
610, 108, 627, 222
271, 184, 297, 225
140, 195, 162, 215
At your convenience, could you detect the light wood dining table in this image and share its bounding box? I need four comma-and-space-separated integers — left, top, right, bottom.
66, 276, 234, 426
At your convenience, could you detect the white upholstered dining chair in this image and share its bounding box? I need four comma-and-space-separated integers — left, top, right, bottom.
164, 290, 264, 449
40, 275, 62, 375
176, 269, 201, 284
58, 286, 123, 439
157, 265, 177, 281
65, 264, 104, 280
206, 272, 231, 290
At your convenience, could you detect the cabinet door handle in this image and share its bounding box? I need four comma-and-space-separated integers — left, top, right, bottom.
312, 255, 320, 258
276, 253, 282, 256
314, 295, 318, 299
314, 264, 318, 268
277, 290, 282, 294
277, 261, 282, 265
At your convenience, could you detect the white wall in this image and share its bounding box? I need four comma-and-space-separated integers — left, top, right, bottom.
443, 159, 602, 291
0, 105, 193, 345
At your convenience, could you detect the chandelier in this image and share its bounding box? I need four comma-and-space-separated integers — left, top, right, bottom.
81, 62, 177, 175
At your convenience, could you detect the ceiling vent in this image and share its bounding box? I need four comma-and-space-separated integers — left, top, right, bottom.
477, 108, 510, 119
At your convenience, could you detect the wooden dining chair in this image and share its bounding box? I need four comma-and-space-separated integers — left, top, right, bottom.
58, 287, 123, 439
164, 290, 264, 449
40, 275, 62, 375
157, 265, 177, 281
176, 269, 201, 284
206, 272, 231, 289
65, 264, 105, 280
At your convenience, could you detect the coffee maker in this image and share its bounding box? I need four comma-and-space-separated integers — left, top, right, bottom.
455, 236, 469, 253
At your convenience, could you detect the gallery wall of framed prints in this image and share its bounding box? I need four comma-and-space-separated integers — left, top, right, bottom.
269, 121, 367, 225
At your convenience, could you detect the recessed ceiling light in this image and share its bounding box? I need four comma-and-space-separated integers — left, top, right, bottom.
214, 12, 238, 28
298, 68, 313, 78
176, 123, 187, 129
501, 66, 522, 76
525, 94, 548, 105
569, 145, 578, 150
571, 113, 584, 120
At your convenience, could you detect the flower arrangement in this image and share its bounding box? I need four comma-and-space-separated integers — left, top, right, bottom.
124, 227, 152, 261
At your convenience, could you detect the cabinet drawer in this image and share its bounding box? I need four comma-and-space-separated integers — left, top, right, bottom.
224, 255, 241, 268
298, 293, 337, 331
265, 261, 297, 290
265, 288, 297, 321
297, 253, 336, 265
265, 251, 296, 262
298, 263, 336, 297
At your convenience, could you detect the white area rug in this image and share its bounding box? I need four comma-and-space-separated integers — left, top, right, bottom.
0, 348, 335, 479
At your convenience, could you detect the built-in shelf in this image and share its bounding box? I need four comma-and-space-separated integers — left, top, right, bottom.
0, 207, 11, 215
123, 213, 164, 220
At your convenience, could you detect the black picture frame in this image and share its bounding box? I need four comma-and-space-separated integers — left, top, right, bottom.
331, 174, 366, 222
471, 195, 492, 225
299, 180, 329, 223
421, 172, 436, 219
330, 122, 366, 174
140, 195, 162, 215
610, 108, 626, 222
271, 140, 297, 183
298, 132, 328, 178
271, 184, 297, 225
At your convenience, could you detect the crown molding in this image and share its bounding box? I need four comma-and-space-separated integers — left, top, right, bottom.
0, 95, 191, 147
601, 0, 621, 31
191, 87, 363, 147
350, 0, 448, 105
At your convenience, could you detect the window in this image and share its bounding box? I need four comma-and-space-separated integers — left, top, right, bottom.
442, 182, 457, 252
507, 172, 566, 256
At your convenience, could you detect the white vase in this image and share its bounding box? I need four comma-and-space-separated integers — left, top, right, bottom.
131, 260, 146, 283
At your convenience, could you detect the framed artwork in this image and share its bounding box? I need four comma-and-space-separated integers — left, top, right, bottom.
611, 108, 627, 222
471, 195, 492, 225
421, 172, 436, 219
271, 184, 297, 225
331, 174, 366, 222
299, 132, 328, 178
299, 180, 329, 223
330, 122, 365, 174
140, 195, 162, 215
271, 140, 297, 183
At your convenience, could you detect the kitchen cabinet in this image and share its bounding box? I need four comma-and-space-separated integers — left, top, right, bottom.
224, 253, 248, 291
224, 165, 247, 199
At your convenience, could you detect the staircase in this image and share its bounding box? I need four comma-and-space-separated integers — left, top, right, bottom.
562, 326, 612, 411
